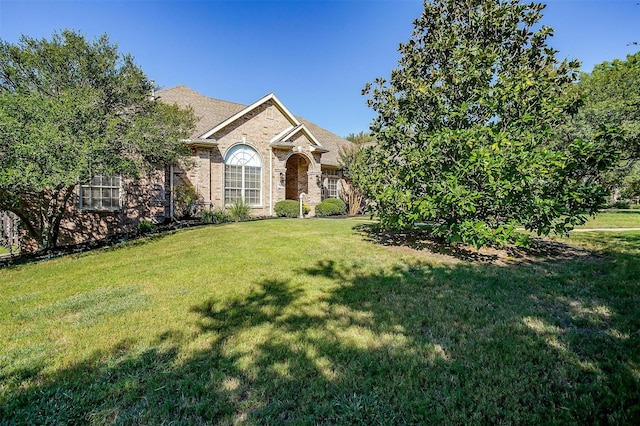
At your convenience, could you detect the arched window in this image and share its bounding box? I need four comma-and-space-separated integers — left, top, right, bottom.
224, 145, 261, 206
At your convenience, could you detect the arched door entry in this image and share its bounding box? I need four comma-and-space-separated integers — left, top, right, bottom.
285, 154, 309, 200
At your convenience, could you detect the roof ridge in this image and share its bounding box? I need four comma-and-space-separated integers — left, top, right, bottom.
158, 85, 248, 108
156, 85, 353, 166
296, 114, 345, 140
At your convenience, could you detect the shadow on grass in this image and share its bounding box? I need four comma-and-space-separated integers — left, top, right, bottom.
354, 223, 600, 264
1, 236, 639, 423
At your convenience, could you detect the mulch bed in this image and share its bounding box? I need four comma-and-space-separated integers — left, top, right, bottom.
0, 218, 219, 268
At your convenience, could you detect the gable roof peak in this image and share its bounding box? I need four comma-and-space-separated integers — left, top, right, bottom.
199, 91, 300, 139
157, 85, 354, 167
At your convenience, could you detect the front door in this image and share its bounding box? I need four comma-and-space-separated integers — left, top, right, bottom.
285, 154, 309, 200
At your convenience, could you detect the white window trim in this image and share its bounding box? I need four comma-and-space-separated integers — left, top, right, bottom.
224, 145, 263, 207
322, 176, 340, 200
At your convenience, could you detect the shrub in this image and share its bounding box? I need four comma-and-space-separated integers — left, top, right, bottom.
137, 220, 157, 234
229, 200, 252, 222
201, 207, 231, 224
274, 200, 309, 217
323, 198, 347, 212
315, 198, 347, 217
609, 200, 631, 209
174, 182, 199, 219
431, 220, 528, 249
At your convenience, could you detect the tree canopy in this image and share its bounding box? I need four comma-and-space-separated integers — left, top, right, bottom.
355, 0, 627, 248
562, 51, 640, 200
345, 131, 375, 146
0, 30, 195, 251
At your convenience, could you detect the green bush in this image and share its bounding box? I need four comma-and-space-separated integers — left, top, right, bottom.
315, 198, 347, 217
609, 200, 631, 209
173, 183, 198, 219
323, 198, 347, 212
274, 200, 309, 217
432, 220, 528, 249
229, 200, 252, 222
201, 207, 231, 224
137, 220, 157, 234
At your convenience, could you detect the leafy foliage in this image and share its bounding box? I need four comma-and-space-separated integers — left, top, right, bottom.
228, 199, 252, 222
620, 164, 640, 201
562, 52, 640, 198
358, 0, 621, 247
136, 220, 157, 235
0, 30, 195, 250
173, 180, 199, 219
344, 131, 375, 145
315, 198, 347, 217
201, 207, 231, 224
324, 197, 347, 211
275, 200, 307, 218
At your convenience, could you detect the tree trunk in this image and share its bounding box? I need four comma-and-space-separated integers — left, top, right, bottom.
340, 180, 365, 216
1, 186, 76, 252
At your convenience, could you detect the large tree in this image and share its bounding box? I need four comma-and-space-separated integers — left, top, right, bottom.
0, 30, 195, 251
562, 52, 640, 201
359, 0, 625, 248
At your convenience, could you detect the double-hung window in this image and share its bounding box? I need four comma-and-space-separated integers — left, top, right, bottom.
323, 170, 340, 200
79, 175, 121, 210
326, 178, 338, 198
224, 145, 261, 206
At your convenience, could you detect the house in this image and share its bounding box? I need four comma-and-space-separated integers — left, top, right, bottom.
158, 85, 352, 217
55, 86, 353, 246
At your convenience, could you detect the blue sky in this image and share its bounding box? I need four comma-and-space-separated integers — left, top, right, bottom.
1, 0, 638, 137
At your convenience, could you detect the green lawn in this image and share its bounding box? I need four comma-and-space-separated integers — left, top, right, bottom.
1, 219, 639, 424
580, 210, 640, 228
0, 246, 18, 256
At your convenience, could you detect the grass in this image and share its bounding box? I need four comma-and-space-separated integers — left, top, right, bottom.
579, 210, 640, 229
1, 218, 639, 424
0, 246, 19, 256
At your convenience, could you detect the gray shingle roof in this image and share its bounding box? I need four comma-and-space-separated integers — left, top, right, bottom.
156, 85, 352, 167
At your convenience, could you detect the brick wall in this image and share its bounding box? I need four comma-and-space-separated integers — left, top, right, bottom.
55, 168, 167, 248
183, 100, 325, 216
